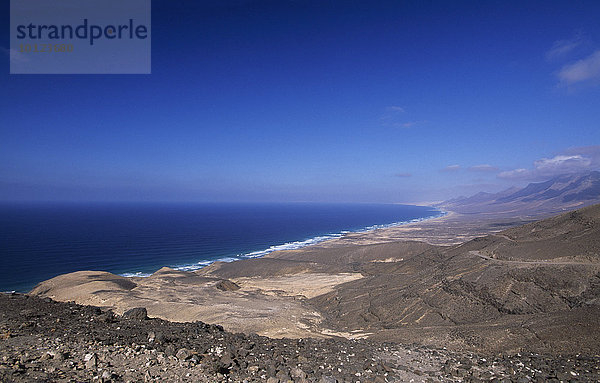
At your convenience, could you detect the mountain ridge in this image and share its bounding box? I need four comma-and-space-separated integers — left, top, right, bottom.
437, 171, 600, 215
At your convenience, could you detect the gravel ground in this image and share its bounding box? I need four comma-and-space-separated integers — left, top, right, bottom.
1, 293, 599, 383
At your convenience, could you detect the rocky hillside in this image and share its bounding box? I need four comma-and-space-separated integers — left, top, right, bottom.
2, 293, 600, 382
310, 204, 600, 354
438, 171, 600, 215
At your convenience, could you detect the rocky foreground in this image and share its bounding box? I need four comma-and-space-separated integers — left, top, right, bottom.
10, 191, 600, 381
1, 293, 599, 383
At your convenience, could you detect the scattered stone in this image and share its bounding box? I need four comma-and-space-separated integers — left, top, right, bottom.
122, 307, 148, 320
97, 312, 117, 323
290, 367, 307, 379
1, 293, 599, 383
175, 348, 191, 361
84, 353, 98, 370
215, 279, 241, 291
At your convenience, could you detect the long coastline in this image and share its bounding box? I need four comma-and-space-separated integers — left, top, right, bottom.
28, 202, 600, 356
121, 207, 448, 277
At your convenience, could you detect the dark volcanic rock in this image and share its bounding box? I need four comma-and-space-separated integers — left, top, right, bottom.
215, 279, 241, 291
122, 307, 148, 320
1, 293, 599, 382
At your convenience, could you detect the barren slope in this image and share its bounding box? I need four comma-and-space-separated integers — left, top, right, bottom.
310, 204, 600, 353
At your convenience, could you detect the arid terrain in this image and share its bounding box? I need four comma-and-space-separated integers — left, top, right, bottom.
4, 174, 600, 381
28, 203, 600, 353
5, 293, 600, 383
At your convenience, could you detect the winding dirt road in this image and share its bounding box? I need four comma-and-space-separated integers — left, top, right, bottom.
469, 250, 599, 266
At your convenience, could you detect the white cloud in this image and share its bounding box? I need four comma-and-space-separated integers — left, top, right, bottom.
498, 146, 600, 180
557, 50, 600, 85
498, 168, 530, 180
563, 145, 600, 163
468, 164, 498, 172
533, 154, 591, 172
380, 106, 420, 129
386, 106, 405, 113
441, 165, 461, 172
546, 35, 584, 60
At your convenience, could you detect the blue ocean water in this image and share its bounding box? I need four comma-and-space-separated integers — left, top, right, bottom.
0, 203, 441, 292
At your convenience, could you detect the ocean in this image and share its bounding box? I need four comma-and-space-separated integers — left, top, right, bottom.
0, 203, 441, 292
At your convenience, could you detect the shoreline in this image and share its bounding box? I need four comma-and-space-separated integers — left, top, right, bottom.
311, 208, 552, 247
119, 207, 447, 278
311, 209, 454, 248
0, 203, 443, 292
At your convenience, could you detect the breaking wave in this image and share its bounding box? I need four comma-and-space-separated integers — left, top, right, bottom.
119, 211, 446, 277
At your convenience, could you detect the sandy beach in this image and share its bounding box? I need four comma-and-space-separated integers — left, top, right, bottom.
314, 208, 543, 247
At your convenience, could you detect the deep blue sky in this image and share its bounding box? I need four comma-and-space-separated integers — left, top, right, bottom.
2, 0, 600, 203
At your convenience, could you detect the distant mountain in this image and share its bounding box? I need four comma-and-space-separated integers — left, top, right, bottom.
438, 171, 600, 215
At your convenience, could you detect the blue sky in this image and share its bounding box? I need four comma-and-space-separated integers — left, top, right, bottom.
1, 0, 600, 203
